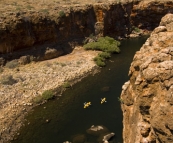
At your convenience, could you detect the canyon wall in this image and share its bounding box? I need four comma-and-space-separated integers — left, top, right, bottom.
121, 13, 173, 143
0, 0, 173, 63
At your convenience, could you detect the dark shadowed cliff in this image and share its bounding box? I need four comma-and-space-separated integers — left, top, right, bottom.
0, 0, 173, 65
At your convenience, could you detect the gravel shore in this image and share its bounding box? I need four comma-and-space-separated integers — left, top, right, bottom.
0, 46, 99, 143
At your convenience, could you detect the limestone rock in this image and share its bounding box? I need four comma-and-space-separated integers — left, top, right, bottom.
102, 132, 115, 142
121, 13, 173, 143
86, 125, 109, 136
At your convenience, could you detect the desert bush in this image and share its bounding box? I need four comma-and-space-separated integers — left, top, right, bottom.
84, 36, 120, 53
5, 60, 19, 69
26, 5, 34, 10
45, 62, 52, 67
84, 36, 120, 67
94, 56, 105, 62
132, 26, 140, 33
60, 63, 66, 67
59, 10, 65, 17
0, 75, 17, 85
16, 6, 21, 11
42, 90, 54, 100
63, 82, 71, 88
40, 9, 49, 14
118, 97, 124, 104
95, 59, 106, 67
94, 56, 106, 67
0, 67, 3, 73
33, 95, 43, 104
98, 52, 111, 59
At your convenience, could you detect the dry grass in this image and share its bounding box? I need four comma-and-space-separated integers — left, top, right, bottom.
0, 0, 131, 16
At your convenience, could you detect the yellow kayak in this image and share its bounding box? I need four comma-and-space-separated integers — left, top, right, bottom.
84, 102, 91, 108
101, 98, 106, 104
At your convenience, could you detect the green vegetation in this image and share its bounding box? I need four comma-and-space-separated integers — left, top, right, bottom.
94, 57, 106, 67
42, 90, 54, 100
5, 60, 19, 69
33, 95, 43, 104
132, 26, 140, 33
63, 82, 71, 88
84, 36, 120, 53
40, 9, 49, 14
59, 10, 65, 17
16, 6, 21, 11
0, 75, 17, 85
98, 52, 111, 59
84, 36, 120, 67
26, 5, 34, 10
118, 97, 124, 104
0, 67, 3, 73
33, 90, 54, 104
60, 63, 66, 67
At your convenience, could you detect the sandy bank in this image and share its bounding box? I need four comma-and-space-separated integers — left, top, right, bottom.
0, 46, 100, 143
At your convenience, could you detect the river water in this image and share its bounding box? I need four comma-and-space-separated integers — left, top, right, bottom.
12, 36, 148, 143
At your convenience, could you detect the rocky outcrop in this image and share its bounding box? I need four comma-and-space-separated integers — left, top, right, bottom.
0, 0, 173, 63
131, 0, 173, 30
121, 13, 173, 143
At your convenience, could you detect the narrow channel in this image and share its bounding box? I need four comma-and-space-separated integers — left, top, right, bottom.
12, 36, 148, 143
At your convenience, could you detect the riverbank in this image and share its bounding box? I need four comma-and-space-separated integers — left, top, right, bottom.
0, 46, 100, 143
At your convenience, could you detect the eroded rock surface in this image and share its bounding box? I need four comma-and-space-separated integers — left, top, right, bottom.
121, 13, 173, 143
0, 0, 173, 56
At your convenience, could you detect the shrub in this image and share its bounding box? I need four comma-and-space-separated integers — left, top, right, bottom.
94, 56, 106, 67
33, 95, 43, 104
59, 11, 65, 17
84, 36, 121, 67
16, 6, 21, 11
5, 60, 19, 69
95, 59, 106, 67
98, 52, 111, 59
26, 5, 34, 10
118, 97, 124, 104
132, 26, 140, 33
0, 67, 3, 73
84, 36, 120, 53
60, 63, 66, 67
0, 75, 17, 85
63, 82, 71, 88
40, 9, 49, 14
94, 56, 105, 62
42, 90, 54, 100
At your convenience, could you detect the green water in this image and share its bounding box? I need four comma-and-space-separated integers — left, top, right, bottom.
12, 36, 148, 143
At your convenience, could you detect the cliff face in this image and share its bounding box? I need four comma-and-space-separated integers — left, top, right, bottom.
0, 3, 132, 54
0, 0, 173, 62
121, 13, 173, 143
131, 0, 173, 29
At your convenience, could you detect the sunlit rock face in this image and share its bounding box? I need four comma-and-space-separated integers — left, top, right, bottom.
121, 13, 173, 143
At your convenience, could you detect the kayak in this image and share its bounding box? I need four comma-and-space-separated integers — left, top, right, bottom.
84, 102, 91, 108
101, 98, 106, 104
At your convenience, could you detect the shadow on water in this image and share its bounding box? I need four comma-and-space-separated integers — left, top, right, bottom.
12, 36, 148, 143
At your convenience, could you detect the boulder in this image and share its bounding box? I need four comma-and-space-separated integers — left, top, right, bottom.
86, 125, 109, 136
102, 132, 115, 142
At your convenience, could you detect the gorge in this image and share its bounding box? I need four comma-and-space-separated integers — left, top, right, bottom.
0, 0, 173, 142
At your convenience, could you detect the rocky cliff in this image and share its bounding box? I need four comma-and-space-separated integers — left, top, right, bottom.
121, 13, 173, 143
0, 0, 173, 64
